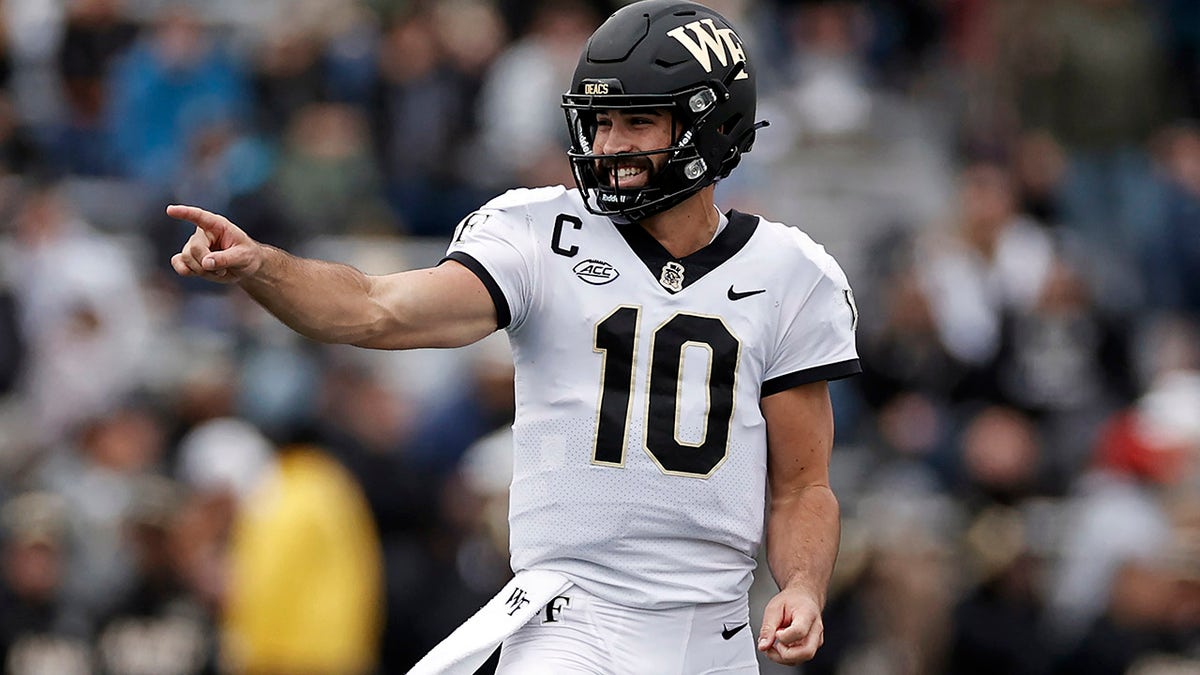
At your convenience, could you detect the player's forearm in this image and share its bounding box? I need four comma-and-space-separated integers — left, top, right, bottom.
765, 484, 840, 608
238, 245, 393, 346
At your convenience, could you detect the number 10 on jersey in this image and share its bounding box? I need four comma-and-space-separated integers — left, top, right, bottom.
592, 306, 741, 478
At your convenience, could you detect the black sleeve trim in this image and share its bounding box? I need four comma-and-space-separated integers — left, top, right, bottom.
761, 359, 861, 397
441, 252, 512, 329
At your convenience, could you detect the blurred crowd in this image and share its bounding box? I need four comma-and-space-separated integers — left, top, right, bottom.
0, 0, 1198, 674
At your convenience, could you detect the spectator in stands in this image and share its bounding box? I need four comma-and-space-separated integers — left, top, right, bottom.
990, 252, 1137, 486
302, 357, 448, 672
1010, 0, 1168, 256
177, 416, 384, 675
55, 0, 138, 175
37, 396, 167, 619
1144, 123, 1200, 315
105, 4, 249, 186
470, 0, 597, 189
93, 475, 220, 675
249, 23, 328, 137
779, 0, 875, 141
956, 406, 1046, 510
947, 505, 1054, 675
919, 159, 1055, 369
4, 181, 150, 446
1055, 475, 1200, 675
1047, 367, 1200, 652
271, 101, 393, 238
373, 4, 503, 236
0, 491, 91, 675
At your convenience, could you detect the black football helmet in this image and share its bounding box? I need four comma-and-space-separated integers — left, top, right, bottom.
562, 0, 765, 224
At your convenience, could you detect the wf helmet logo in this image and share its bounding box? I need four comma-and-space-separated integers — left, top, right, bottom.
666, 19, 748, 80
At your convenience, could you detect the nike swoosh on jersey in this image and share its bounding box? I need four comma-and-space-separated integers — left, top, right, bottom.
722, 622, 749, 640
727, 286, 766, 301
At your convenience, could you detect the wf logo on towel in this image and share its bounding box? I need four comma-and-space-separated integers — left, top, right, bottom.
505, 587, 531, 616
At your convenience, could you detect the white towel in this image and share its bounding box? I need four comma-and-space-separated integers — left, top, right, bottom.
407, 569, 573, 675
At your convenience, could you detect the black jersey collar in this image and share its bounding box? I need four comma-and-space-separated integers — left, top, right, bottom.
615, 210, 758, 294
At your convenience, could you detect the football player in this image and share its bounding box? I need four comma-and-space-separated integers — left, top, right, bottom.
169, 1, 860, 671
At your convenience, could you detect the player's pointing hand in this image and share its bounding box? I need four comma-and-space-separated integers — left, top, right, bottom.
167, 204, 263, 283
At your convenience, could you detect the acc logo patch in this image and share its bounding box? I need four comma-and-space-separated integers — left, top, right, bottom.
573, 259, 619, 285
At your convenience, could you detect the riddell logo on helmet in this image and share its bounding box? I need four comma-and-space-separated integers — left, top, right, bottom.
666, 19, 748, 80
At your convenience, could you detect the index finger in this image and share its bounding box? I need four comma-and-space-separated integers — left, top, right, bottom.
166, 204, 227, 235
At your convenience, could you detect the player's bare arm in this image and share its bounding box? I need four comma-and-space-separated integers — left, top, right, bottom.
758, 380, 840, 666
168, 204, 498, 350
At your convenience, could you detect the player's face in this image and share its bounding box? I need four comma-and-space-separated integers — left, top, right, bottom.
593, 108, 674, 189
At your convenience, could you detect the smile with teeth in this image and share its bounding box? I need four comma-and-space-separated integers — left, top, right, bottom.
604, 159, 653, 186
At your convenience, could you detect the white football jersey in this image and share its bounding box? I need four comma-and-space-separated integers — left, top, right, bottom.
445, 186, 859, 609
